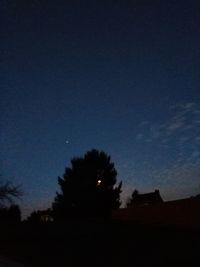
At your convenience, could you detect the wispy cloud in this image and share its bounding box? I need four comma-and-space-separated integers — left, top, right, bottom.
154, 158, 200, 200
123, 157, 200, 202
195, 136, 200, 142
170, 102, 197, 111
134, 103, 200, 187
130, 102, 200, 201
136, 102, 200, 145
136, 133, 143, 141
138, 121, 149, 127
166, 121, 184, 135
179, 136, 190, 143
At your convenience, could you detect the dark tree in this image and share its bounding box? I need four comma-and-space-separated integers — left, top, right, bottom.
53, 149, 122, 220
0, 204, 21, 222
0, 180, 22, 207
26, 209, 53, 223
26, 210, 42, 223
126, 190, 139, 207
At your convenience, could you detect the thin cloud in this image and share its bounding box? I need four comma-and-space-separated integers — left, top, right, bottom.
170, 102, 196, 111
152, 158, 200, 199
166, 121, 184, 133
182, 102, 196, 110
179, 136, 190, 142
140, 102, 200, 143
136, 133, 143, 141
132, 102, 200, 200
193, 110, 200, 114
138, 121, 149, 127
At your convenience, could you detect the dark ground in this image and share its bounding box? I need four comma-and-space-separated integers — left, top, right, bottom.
0, 221, 199, 266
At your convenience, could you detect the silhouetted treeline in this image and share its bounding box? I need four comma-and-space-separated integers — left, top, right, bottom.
0, 204, 21, 222
26, 208, 53, 223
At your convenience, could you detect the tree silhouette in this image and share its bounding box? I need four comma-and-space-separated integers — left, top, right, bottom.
26, 208, 53, 223
0, 204, 21, 222
126, 190, 139, 207
53, 149, 122, 220
26, 210, 42, 223
0, 180, 22, 207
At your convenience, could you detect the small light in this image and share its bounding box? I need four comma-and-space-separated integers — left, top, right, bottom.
97, 179, 102, 186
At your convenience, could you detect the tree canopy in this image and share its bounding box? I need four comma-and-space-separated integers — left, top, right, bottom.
53, 149, 122, 220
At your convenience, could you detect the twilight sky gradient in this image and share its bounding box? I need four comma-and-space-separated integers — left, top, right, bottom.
1, 1, 200, 218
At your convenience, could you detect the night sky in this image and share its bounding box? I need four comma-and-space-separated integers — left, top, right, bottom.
1, 1, 200, 218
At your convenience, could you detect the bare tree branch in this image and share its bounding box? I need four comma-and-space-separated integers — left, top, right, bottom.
0, 181, 23, 204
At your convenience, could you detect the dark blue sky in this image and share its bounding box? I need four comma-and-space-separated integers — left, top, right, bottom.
1, 0, 200, 217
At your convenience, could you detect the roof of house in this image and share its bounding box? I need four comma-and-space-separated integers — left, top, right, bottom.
128, 189, 163, 206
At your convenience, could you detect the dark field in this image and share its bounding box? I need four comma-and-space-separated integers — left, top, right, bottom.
0, 222, 199, 266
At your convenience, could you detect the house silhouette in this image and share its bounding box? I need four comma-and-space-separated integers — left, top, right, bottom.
113, 193, 200, 228
127, 189, 163, 207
